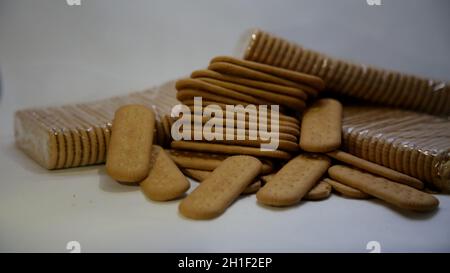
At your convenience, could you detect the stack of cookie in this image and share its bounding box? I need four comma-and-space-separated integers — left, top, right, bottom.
178, 56, 325, 111
172, 56, 325, 160
241, 29, 450, 116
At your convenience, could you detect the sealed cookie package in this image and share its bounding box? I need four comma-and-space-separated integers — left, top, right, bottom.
341, 106, 450, 192
236, 29, 450, 116
14, 80, 180, 170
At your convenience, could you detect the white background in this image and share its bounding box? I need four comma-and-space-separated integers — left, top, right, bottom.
0, 0, 449, 252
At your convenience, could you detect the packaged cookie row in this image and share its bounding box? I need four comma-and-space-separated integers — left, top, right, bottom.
14, 82, 180, 170
239, 29, 450, 116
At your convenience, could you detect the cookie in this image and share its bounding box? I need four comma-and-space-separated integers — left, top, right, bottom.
177, 89, 268, 108
162, 115, 172, 147
170, 141, 292, 160
186, 134, 299, 153
304, 181, 332, 201
179, 156, 262, 219
299, 99, 343, 152
168, 149, 274, 174
181, 168, 211, 181
208, 61, 324, 93
106, 105, 155, 182
256, 154, 331, 206
324, 178, 371, 199
191, 69, 308, 99
260, 174, 330, 200
155, 117, 165, 147
176, 79, 272, 106
191, 77, 306, 110
328, 165, 439, 212
181, 168, 261, 194
140, 146, 190, 201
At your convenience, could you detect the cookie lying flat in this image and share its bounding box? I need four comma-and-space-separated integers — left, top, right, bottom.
191, 69, 310, 99
208, 62, 320, 98
140, 146, 190, 201
184, 103, 300, 126
181, 168, 211, 181
328, 165, 439, 212
194, 77, 307, 110
300, 99, 342, 152
324, 178, 371, 199
327, 150, 424, 190
182, 134, 298, 153
305, 181, 332, 201
260, 174, 331, 201
177, 89, 258, 107
106, 105, 155, 182
167, 150, 273, 174
171, 141, 292, 160
181, 168, 261, 194
179, 156, 262, 219
177, 79, 271, 106
257, 154, 331, 206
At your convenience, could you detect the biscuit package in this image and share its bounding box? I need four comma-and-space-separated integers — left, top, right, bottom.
14, 81, 179, 170
238, 29, 450, 116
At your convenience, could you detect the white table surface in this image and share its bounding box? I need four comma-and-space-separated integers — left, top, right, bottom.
1, 0, 449, 252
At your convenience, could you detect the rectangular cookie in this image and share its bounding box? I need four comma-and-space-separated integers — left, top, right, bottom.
179, 156, 262, 219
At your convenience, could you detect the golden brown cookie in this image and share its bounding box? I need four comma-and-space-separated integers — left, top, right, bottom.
140, 146, 190, 201
106, 105, 155, 182
179, 156, 262, 219
256, 154, 330, 206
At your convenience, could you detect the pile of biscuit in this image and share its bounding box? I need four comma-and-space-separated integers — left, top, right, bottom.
171, 56, 326, 159
105, 56, 439, 220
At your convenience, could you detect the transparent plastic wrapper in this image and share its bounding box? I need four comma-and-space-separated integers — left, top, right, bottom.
236, 29, 450, 116
342, 106, 450, 192
14, 80, 179, 170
